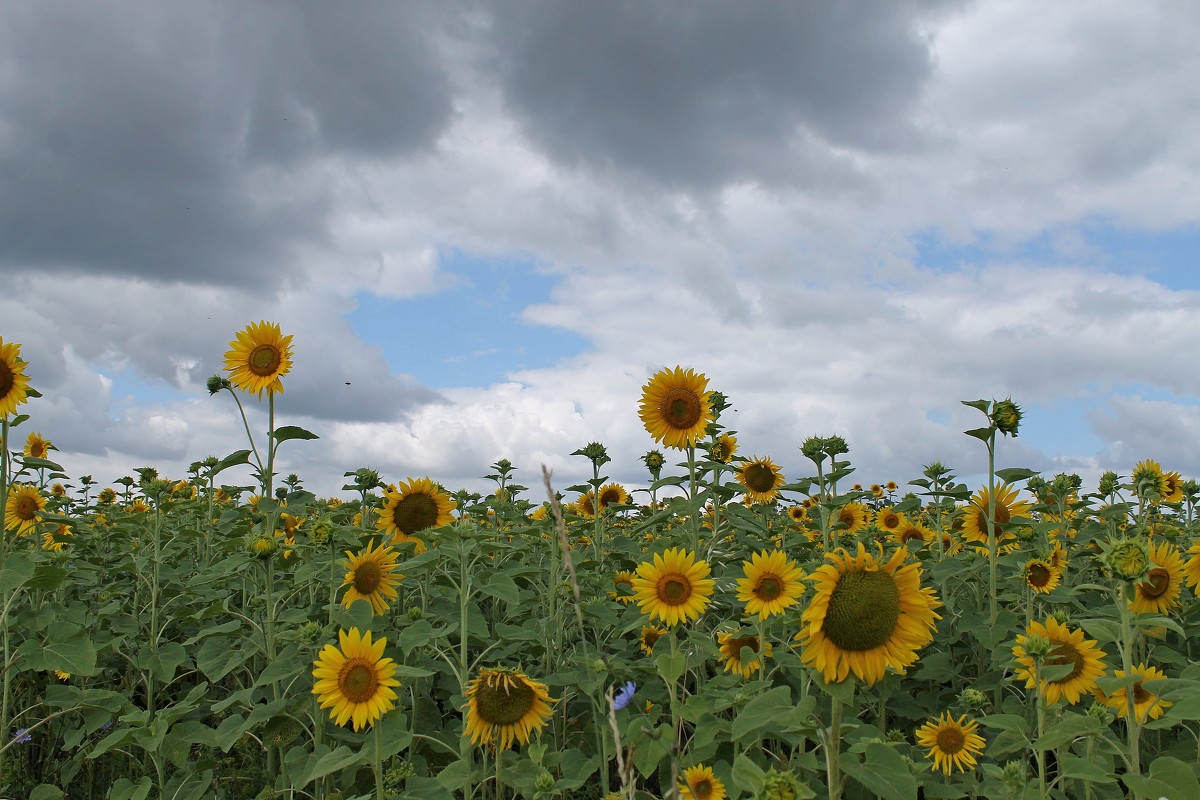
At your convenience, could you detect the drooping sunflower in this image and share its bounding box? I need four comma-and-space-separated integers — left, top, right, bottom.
596, 482, 630, 511
831, 502, 871, 536
5, 484, 45, 536
1012, 617, 1106, 705
23, 433, 51, 460
736, 549, 805, 620
717, 632, 773, 679
960, 483, 1032, 548
638, 366, 713, 450
1129, 540, 1185, 615
639, 624, 669, 656
1093, 663, 1171, 722
223, 321, 294, 397
464, 667, 556, 750
375, 477, 456, 552
795, 543, 942, 685
677, 764, 727, 800
915, 712, 987, 775
709, 433, 738, 464
609, 570, 637, 604
1023, 559, 1061, 594
311, 627, 401, 731
0, 337, 32, 418
737, 456, 785, 505
340, 538, 403, 615
630, 548, 715, 626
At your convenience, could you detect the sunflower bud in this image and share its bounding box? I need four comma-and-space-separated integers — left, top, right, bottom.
990, 398, 1022, 437
206, 375, 232, 395
297, 621, 323, 646
534, 771, 555, 792
1102, 537, 1151, 583
823, 435, 849, 457
1097, 470, 1119, 497
250, 534, 277, 559
887, 728, 907, 743
1086, 703, 1113, 723
573, 441, 611, 468
263, 715, 303, 749
384, 762, 417, 792
1050, 608, 1072, 626
756, 768, 806, 800
959, 688, 988, 711
642, 449, 665, 478
801, 436, 825, 462
1024, 633, 1052, 661
1001, 760, 1027, 786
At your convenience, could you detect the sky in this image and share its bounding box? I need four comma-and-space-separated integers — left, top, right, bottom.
2, 0, 1199, 502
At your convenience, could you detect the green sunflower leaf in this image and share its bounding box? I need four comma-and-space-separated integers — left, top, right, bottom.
271, 425, 319, 444
995, 467, 1038, 483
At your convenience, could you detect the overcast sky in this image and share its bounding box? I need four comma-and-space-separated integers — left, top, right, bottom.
3, 0, 1199, 500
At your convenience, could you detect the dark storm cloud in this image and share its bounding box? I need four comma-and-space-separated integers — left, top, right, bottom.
487, 0, 942, 188
0, 0, 454, 286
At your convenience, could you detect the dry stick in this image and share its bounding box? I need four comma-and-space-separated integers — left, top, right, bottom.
605, 686, 635, 800
543, 465, 584, 625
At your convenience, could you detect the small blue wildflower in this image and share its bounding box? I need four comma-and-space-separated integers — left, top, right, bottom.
612, 681, 636, 710
13, 728, 31, 744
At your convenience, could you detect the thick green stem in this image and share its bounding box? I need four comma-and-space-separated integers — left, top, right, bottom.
1118, 585, 1141, 779
826, 693, 843, 800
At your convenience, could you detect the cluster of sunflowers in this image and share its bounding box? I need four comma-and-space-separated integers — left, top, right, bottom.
6, 331, 1200, 800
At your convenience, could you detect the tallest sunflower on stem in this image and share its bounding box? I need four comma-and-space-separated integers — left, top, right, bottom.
638, 366, 713, 449
224, 321, 294, 397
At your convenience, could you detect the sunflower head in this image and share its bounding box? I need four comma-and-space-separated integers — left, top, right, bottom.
709, 433, 738, 464
990, 398, 1022, 437
4, 484, 46, 536
1012, 618, 1107, 705
375, 477, 456, 548
638, 366, 713, 450
677, 764, 727, 800
223, 321, 294, 397
464, 667, 556, 750
717, 632, 772, 679
311, 627, 401, 731
597, 482, 630, 511
1024, 559, 1060, 594
1100, 536, 1151, 583
736, 549, 805, 620
0, 337, 32, 418
23, 432, 51, 460
341, 538, 403, 616
737, 456, 784, 505
916, 712, 987, 775
630, 548, 715, 626
1130, 459, 1167, 503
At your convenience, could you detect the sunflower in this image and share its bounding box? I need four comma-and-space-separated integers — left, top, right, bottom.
876, 507, 907, 533
795, 543, 941, 685
885, 481, 898, 492
1093, 663, 1171, 722
610, 570, 637, 604
223, 320, 294, 396
1184, 542, 1200, 591
1161, 470, 1184, 504
0, 337, 32, 418
1023, 559, 1061, 594
1012, 618, 1106, 705
630, 548, 715, 626
639, 624, 669, 656
23, 433, 51, 460
42, 523, 71, 552
831, 502, 871, 535
464, 667, 556, 750
311, 627, 401, 731
1130, 459, 1168, 503
1047, 542, 1069, 573
915, 712, 986, 775
375, 477, 456, 552
341, 539, 403, 615
709, 433, 738, 464
5, 484, 45, 536
786, 505, 808, 525
870, 484, 884, 499
737, 456, 785, 505
677, 764, 727, 800
1129, 540, 1185, 615
892, 520, 932, 548
596, 482, 630, 511
572, 491, 598, 519
717, 632, 773, 679
638, 366, 713, 450
960, 483, 1031, 548
736, 549, 805, 620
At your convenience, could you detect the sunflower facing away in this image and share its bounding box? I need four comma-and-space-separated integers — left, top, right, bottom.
0, 337, 32, 418
717, 632, 773, 679
960, 482, 1032, 548
1012, 617, 1106, 705
311, 627, 401, 731
224, 321, 294, 397
1129, 539, 1185, 615
1093, 663, 1171, 722
1130, 458, 1168, 503
375, 477, 456, 552
795, 543, 941, 685
677, 764, 727, 800
5, 484, 45, 536
340, 538, 403, 615
464, 667, 556, 750
630, 548, 715, 626
23, 432, 51, 460
638, 366, 713, 450
736, 549, 805, 620
737, 456, 785, 505
915, 712, 987, 775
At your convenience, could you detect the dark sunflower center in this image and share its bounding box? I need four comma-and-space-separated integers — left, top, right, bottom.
1045, 643, 1084, 683
900, 527, 923, 543
0, 359, 12, 397
692, 778, 714, 799
658, 575, 691, 605
475, 675, 536, 726
744, 463, 776, 493
392, 493, 438, 533
1139, 568, 1170, 599
1131, 682, 1151, 704
755, 576, 783, 601
993, 502, 1012, 526
339, 662, 379, 704
353, 561, 383, 594
29, 442, 46, 458
881, 512, 900, 529
660, 387, 702, 430
598, 489, 620, 508
247, 344, 282, 377
15, 495, 38, 520
1028, 563, 1052, 588
935, 726, 965, 754
822, 570, 901, 652
725, 636, 759, 656
643, 630, 662, 648
839, 509, 857, 527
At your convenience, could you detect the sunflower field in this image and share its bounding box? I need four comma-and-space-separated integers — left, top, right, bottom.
3, 326, 1200, 800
